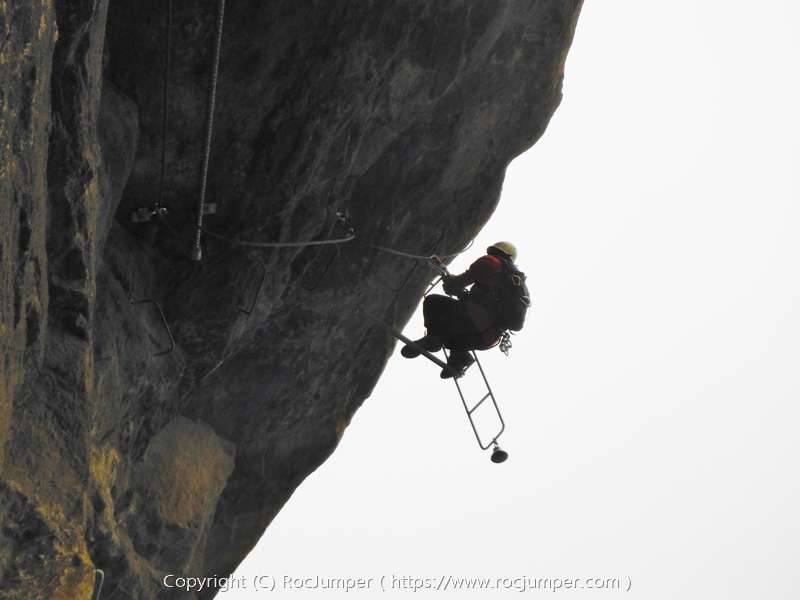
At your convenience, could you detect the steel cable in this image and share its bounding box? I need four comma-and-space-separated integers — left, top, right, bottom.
192, 0, 226, 261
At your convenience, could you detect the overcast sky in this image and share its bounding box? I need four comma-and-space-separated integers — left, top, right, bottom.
223, 1, 800, 598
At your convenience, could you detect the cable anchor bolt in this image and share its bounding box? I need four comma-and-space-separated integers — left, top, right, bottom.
131, 205, 169, 224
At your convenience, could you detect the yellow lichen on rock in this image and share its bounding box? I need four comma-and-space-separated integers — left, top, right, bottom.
90, 444, 121, 504
50, 554, 95, 600
38, 7, 48, 41
137, 417, 234, 528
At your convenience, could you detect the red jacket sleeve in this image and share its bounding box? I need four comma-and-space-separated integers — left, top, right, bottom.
446, 255, 502, 291
464, 255, 503, 284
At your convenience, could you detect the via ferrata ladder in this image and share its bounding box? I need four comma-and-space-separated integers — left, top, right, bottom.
443, 349, 508, 463
370, 317, 509, 463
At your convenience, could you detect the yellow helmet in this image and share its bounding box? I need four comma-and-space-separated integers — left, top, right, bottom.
487, 241, 518, 261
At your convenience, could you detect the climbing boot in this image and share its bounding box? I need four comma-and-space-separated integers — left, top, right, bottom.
440, 350, 475, 379
400, 335, 442, 358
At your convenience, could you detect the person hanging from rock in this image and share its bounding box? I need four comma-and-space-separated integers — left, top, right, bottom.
401, 241, 531, 378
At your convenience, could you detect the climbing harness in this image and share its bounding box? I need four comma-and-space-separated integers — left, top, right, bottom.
192, 0, 227, 261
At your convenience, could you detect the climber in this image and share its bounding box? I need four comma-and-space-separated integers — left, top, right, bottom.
401, 241, 530, 378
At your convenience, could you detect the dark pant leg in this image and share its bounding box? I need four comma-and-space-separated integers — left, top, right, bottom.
423, 295, 481, 350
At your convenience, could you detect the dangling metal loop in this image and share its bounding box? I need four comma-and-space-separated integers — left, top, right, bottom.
130, 297, 176, 357
238, 256, 267, 315
93, 568, 105, 600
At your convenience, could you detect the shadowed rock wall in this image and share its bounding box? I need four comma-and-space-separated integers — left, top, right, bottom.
0, 1, 583, 597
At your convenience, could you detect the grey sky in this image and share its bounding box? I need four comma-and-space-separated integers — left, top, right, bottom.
223, 1, 800, 598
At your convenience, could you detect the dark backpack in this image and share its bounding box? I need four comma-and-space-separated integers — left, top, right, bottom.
494, 256, 531, 331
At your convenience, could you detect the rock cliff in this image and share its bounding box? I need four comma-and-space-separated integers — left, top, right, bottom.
0, 1, 582, 597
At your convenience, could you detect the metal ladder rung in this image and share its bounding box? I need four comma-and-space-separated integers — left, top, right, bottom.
468, 392, 492, 415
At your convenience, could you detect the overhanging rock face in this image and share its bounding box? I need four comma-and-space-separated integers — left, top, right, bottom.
0, 1, 583, 597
